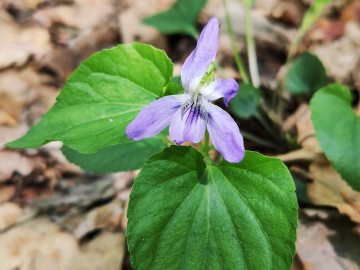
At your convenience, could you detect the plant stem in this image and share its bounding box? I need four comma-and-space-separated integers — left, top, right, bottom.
204, 131, 209, 151
287, 0, 329, 62
223, 0, 250, 84
244, 0, 260, 87
254, 111, 277, 139
198, 131, 210, 157
241, 130, 279, 150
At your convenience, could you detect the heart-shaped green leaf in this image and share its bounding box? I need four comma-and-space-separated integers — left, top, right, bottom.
127, 146, 297, 269
143, 0, 207, 38
62, 136, 167, 173
6, 43, 173, 153
311, 83, 360, 191
285, 52, 327, 94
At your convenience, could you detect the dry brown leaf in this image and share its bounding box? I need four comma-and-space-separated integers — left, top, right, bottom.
0, 226, 39, 269
0, 111, 17, 126
0, 67, 58, 147
269, 0, 306, 26
0, 69, 34, 120
120, 199, 129, 232
118, 0, 173, 47
70, 200, 124, 239
31, 0, 120, 80
216, 0, 293, 51
0, 123, 29, 150
25, 233, 79, 270
32, 0, 115, 29
0, 68, 57, 124
0, 10, 51, 70
295, 104, 321, 152
283, 103, 321, 152
69, 232, 125, 270
0, 149, 59, 205
0, 202, 22, 230
0, 218, 78, 270
2, 0, 51, 11
307, 18, 344, 43
283, 103, 306, 132
276, 104, 322, 163
117, 188, 131, 202
199, 0, 222, 23
297, 210, 360, 270
112, 172, 135, 191
340, 1, 360, 25
275, 148, 319, 163
0, 217, 125, 270
313, 22, 360, 84
308, 157, 360, 223
0, 186, 16, 204
0, 151, 36, 183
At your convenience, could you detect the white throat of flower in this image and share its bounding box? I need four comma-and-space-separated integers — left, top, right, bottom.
193, 62, 216, 106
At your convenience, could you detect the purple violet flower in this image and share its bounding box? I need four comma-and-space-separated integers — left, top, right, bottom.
126, 17, 244, 163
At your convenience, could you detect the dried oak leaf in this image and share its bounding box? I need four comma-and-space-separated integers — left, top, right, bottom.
118, 0, 173, 47
0, 67, 58, 146
0, 186, 16, 204
276, 104, 321, 163
0, 10, 51, 70
308, 157, 360, 223
68, 199, 124, 239
32, 0, 120, 80
0, 151, 36, 183
268, 0, 306, 26
0, 218, 78, 270
0, 202, 22, 230
313, 22, 360, 84
297, 209, 360, 270
0, 218, 125, 270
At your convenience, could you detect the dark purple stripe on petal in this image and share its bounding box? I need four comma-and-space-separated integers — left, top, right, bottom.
186, 104, 199, 126
169, 101, 207, 145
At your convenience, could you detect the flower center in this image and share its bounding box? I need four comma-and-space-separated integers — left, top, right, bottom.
181, 95, 208, 127
193, 62, 216, 105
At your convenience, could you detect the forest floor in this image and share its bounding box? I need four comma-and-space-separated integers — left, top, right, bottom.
0, 0, 360, 269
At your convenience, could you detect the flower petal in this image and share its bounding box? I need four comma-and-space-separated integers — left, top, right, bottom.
181, 17, 219, 94
169, 102, 207, 144
200, 78, 238, 106
126, 94, 188, 140
206, 103, 244, 163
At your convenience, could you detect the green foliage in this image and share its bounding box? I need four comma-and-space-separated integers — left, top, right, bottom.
292, 173, 309, 204
299, 0, 330, 39
285, 52, 327, 94
311, 84, 360, 191
7, 43, 173, 154
127, 146, 298, 270
162, 76, 183, 96
143, 0, 207, 38
288, 0, 331, 59
230, 83, 261, 119
62, 136, 167, 173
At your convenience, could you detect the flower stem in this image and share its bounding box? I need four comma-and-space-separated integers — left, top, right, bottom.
223, 0, 250, 84
244, 0, 260, 87
204, 131, 210, 151
198, 131, 216, 164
